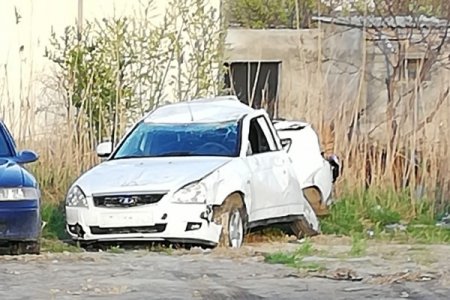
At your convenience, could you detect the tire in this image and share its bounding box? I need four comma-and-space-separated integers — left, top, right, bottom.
290, 217, 319, 240
24, 241, 41, 255
9, 241, 41, 255
212, 193, 247, 248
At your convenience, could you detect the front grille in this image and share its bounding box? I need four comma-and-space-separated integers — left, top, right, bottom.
90, 224, 166, 235
93, 193, 165, 208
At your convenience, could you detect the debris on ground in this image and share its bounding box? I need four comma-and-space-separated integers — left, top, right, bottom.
312, 268, 363, 282
369, 271, 438, 284
366, 230, 375, 239
384, 223, 408, 233
400, 291, 410, 298
436, 213, 450, 229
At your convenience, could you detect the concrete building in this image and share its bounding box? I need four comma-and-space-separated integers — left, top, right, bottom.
224, 15, 450, 141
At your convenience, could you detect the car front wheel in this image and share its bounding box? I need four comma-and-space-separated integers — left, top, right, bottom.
213, 193, 247, 248
10, 241, 41, 255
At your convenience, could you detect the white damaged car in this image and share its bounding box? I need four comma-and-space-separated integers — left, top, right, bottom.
65, 96, 340, 248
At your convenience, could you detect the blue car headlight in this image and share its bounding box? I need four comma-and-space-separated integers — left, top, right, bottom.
0, 187, 40, 201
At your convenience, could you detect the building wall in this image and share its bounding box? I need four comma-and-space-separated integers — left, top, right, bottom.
225, 25, 450, 144
225, 28, 318, 120
359, 31, 450, 141
225, 27, 363, 123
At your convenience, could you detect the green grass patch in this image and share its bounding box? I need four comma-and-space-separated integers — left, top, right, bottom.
41, 238, 82, 253
264, 239, 324, 271
349, 234, 367, 256
41, 202, 67, 240
381, 225, 450, 244
294, 238, 315, 256
148, 244, 174, 255
321, 186, 448, 243
265, 251, 324, 271
265, 251, 299, 267
107, 245, 126, 254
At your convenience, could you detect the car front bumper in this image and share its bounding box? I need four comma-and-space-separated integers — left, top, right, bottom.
65, 202, 222, 246
0, 200, 41, 242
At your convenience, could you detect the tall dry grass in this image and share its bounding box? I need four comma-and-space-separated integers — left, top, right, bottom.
287, 21, 450, 217
1, 1, 449, 224
1, 0, 224, 205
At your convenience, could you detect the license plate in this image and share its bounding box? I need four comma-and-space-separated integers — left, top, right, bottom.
99, 212, 153, 227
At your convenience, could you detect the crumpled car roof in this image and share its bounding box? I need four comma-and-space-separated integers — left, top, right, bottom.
272, 119, 311, 130
144, 96, 254, 123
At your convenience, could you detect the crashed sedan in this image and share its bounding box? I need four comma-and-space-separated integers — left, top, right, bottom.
65, 96, 337, 248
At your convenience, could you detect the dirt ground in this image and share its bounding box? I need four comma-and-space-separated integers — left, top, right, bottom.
0, 236, 449, 299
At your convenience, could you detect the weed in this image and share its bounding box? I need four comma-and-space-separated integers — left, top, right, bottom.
406, 226, 450, 244
41, 202, 67, 240
148, 244, 174, 255
298, 261, 326, 272
321, 187, 449, 245
265, 252, 298, 268
378, 225, 450, 244
265, 251, 325, 271
320, 191, 365, 236
264, 240, 324, 271
349, 235, 367, 257
107, 246, 125, 254
294, 238, 315, 256
41, 239, 82, 253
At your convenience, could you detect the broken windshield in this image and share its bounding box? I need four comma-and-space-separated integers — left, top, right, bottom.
113, 120, 241, 159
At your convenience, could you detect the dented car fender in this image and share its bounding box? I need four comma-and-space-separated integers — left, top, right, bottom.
201, 159, 253, 210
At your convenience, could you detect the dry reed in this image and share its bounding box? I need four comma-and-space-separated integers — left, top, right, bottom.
0, 1, 449, 220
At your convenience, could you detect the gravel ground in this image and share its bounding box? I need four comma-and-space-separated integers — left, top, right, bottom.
0, 237, 448, 300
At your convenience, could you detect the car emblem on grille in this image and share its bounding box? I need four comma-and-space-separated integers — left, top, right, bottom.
119, 196, 137, 206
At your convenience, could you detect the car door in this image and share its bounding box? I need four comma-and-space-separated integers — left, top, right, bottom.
244, 115, 293, 222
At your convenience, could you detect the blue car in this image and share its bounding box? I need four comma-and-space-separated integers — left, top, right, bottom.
0, 120, 41, 255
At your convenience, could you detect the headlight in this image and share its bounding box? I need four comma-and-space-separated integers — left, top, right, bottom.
172, 182, 207, 204
66, 185, 88, 207
0, 188, 39, 201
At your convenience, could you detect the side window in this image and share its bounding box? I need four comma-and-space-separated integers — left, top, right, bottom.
0, 124, 14, 157
248, 117, 274, 155
0, 130, 11, 156
257, 117, 277, 150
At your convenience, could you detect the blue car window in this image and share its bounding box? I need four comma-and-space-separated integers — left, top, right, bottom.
0, 127, 12, 157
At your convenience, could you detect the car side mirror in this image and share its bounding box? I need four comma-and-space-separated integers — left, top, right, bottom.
280, 138, 292, 152
15, 150, 39, 164
96, 142, 113, 158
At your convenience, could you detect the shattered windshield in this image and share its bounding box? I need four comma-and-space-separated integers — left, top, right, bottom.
113, 120, 241, 159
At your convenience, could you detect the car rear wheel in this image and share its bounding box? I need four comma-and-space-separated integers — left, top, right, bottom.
213, 193, 247, 248
290, 217, 319, 240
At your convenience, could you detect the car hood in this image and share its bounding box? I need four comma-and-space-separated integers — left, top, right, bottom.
0, 158, 25, 187
75, 156, 233, 195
